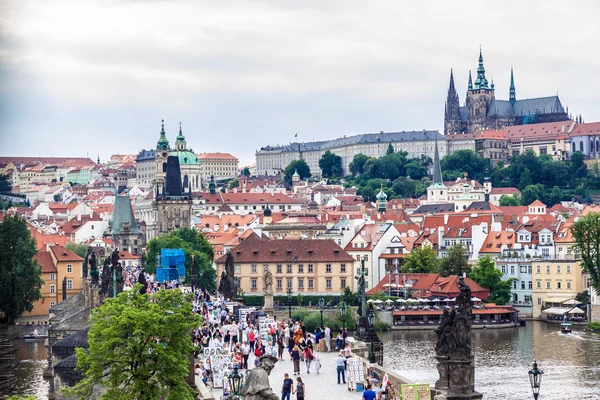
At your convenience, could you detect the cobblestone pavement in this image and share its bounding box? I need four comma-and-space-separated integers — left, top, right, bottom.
202, 346, 366, 400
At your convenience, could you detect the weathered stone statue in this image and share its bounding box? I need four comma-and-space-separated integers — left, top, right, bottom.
434, 277, 481, 399
115, 262, 124, 295
138, 267, 148, 294
111, 248, 120, 270
218, 251, 236, 300
62, 277, 67, 301
262, 266, 274, 313
240, 355, 279, 400
263, 266, 273, 293
83, 247, 91, 279
90, 252, 99, 285
100, 258, 110, 293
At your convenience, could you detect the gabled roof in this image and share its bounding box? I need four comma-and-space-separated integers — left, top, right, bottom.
504, 120, 574, 141
50, 245, 83, 262
480, 231, 516, 253
215, 235, 354, 263
569, 122, 600, 137
35, 251, 57, 273
490, 187, 520, 195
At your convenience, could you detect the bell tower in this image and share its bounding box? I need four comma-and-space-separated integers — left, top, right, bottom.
466, 48, 495, 133
154, 119, 170, 187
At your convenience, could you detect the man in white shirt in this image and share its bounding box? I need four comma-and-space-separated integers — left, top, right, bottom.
324, 325, 331, 352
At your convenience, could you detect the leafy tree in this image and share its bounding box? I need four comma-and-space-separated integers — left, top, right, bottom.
242, 167, 251, 176
575, 290, 591, 304
402, 246, 439, 273
405, 161, 427, 180
415, 178, 431, 198
349, 154, 371, 176
0, 174, 11, 192
438, 244, 471, 277
469, 256, 513, 305
65, 288, 200, 400
391, 178, 418, 198
319, 150, 343, 178
7, 396, 37, 400
441, 150, 489, 181
545, 186, 562, 207
65, 242, 89, 258
228, 179, 239, 189
519, 168, 533, 191
146, 228, 215, 291
520, 184, 543, 205
284, 160, 311, 186
571, 151, 587, 178
386, 143, 395, 155
53, 193, 61, 202
571, 212, 600, 294
0, 215, 43, 324
340, 287, 357, 306
499, 194, 520, 206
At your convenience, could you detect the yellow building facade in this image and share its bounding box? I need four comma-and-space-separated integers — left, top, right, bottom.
531, 259, 583, 318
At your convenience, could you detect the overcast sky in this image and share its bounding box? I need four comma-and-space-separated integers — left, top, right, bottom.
1, 0, 599, 166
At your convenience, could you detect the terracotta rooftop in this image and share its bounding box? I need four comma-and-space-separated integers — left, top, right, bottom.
216, 235, 354, 264
50, 245, 84, 262
35, 251, 57, 273
197, 152, 239, 161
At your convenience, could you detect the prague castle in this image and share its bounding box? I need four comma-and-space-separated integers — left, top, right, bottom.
444, 49, 570, 134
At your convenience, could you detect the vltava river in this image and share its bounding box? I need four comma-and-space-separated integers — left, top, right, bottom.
380, 321, 600, 400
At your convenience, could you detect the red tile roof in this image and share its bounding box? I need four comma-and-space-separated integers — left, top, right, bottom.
35, 251, 57, 273
504, 121, 575, 141
367, 273, 489, 300
569, 122, 600, 137
490, 187, 520, 195
215, 235, 354, 264
476, 129, 508, 140
197, 152, 239, 161
50, 245, 83, 262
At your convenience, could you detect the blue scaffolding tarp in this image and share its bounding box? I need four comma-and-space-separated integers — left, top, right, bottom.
156, 248, 186, 282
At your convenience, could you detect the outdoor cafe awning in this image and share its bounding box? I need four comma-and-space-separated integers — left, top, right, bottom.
542, 307, 571, 315
567, 307, 585, 314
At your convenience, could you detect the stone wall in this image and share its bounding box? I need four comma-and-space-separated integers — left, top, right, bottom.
591, 303, 600, 323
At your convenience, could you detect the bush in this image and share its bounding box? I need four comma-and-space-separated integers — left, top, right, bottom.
589, 322, 600, 332
291, 308, 357, 332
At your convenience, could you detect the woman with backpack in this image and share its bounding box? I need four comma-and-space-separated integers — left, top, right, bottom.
304, 345, 314, 374
292, 376, 305, 400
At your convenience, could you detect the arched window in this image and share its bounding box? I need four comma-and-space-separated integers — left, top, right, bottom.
580, 142, 584, 152
572, 142, 576, 153
162, 162, 167, 172
596, 139, 600, 153
183, 175, 189, 188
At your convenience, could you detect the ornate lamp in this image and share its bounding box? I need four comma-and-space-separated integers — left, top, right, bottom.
367, 307, 376, 363
228, 364, 244, 398
318, 297, 325, 328
287, 287, 293, 318
339, 301, 348, 347
528, 360, 543, 400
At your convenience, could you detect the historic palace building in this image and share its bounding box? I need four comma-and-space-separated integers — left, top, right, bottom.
444, 49, 569, 134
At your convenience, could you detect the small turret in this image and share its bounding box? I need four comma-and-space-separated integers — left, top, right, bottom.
156, 119, 170, 151
376, 183, 387, 213
292, 169, 300, 184
484, 168, 492, 202
209, 175, 216, 195
509, 66, 516, 106
175, 121, 187, 151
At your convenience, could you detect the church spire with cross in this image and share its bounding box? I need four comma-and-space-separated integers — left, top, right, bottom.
509, 65, 516, 105
175, 121, 187, 151
156, 119, 170, 151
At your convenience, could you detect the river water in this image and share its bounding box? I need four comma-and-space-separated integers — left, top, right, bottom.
9, 338, 49, 399
8, 321, 600, 399
380, 321, 600, 400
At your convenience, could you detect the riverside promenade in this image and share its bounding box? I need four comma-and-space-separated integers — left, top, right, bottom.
199, 347, 371, 400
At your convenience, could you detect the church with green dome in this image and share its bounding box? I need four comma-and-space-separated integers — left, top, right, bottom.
154, 120, 202, 191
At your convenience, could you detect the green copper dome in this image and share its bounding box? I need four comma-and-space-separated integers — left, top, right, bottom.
376, 187, 387, 201
169, 150, 200, 165
157, 119, 170, 151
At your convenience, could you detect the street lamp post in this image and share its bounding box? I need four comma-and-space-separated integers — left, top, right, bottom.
287, 287, 293, 318
198, 269, 204, 291
339, 301, 348, 347
233, 277, 240, 301
318, 297, 324, 328
228, 364, 244, 399
367, 306, 376, 363
528, 360, 543, 400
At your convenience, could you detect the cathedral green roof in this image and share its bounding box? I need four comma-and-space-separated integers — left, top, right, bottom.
170, 150, 200, 165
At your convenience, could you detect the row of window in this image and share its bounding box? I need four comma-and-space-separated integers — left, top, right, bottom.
537, 265, 572, 274
250, 264, 346, 274
48, 279, 74, 293
250, 277, 346, 290
535, 280, 572, 290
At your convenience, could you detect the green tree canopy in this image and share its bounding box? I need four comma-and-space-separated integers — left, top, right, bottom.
402, 246, 439, 273
441, 150, 489, 182
146, 228, 215, 291
66, 288, 200, 400
319, 150, 343, 178
386, 143, 395, 155
284, 159, 311, 186
498, 194, 520, 206
242, 167, 251, 176
571, 212, 600, 294
340, 286, 358, 306
0, 174, 11, 192
469, 256, 513, 305
571, 151, 587, 178
349, 154, 372, 176
438, 244, 471, 277
518, 168, 533, 191
0, 215, 43, 324
65, 242, 89, 259
520, 184, 544, 205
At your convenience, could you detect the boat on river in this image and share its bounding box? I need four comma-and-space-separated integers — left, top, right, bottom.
560, 314, 572, 334
23, 328, 48, 340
